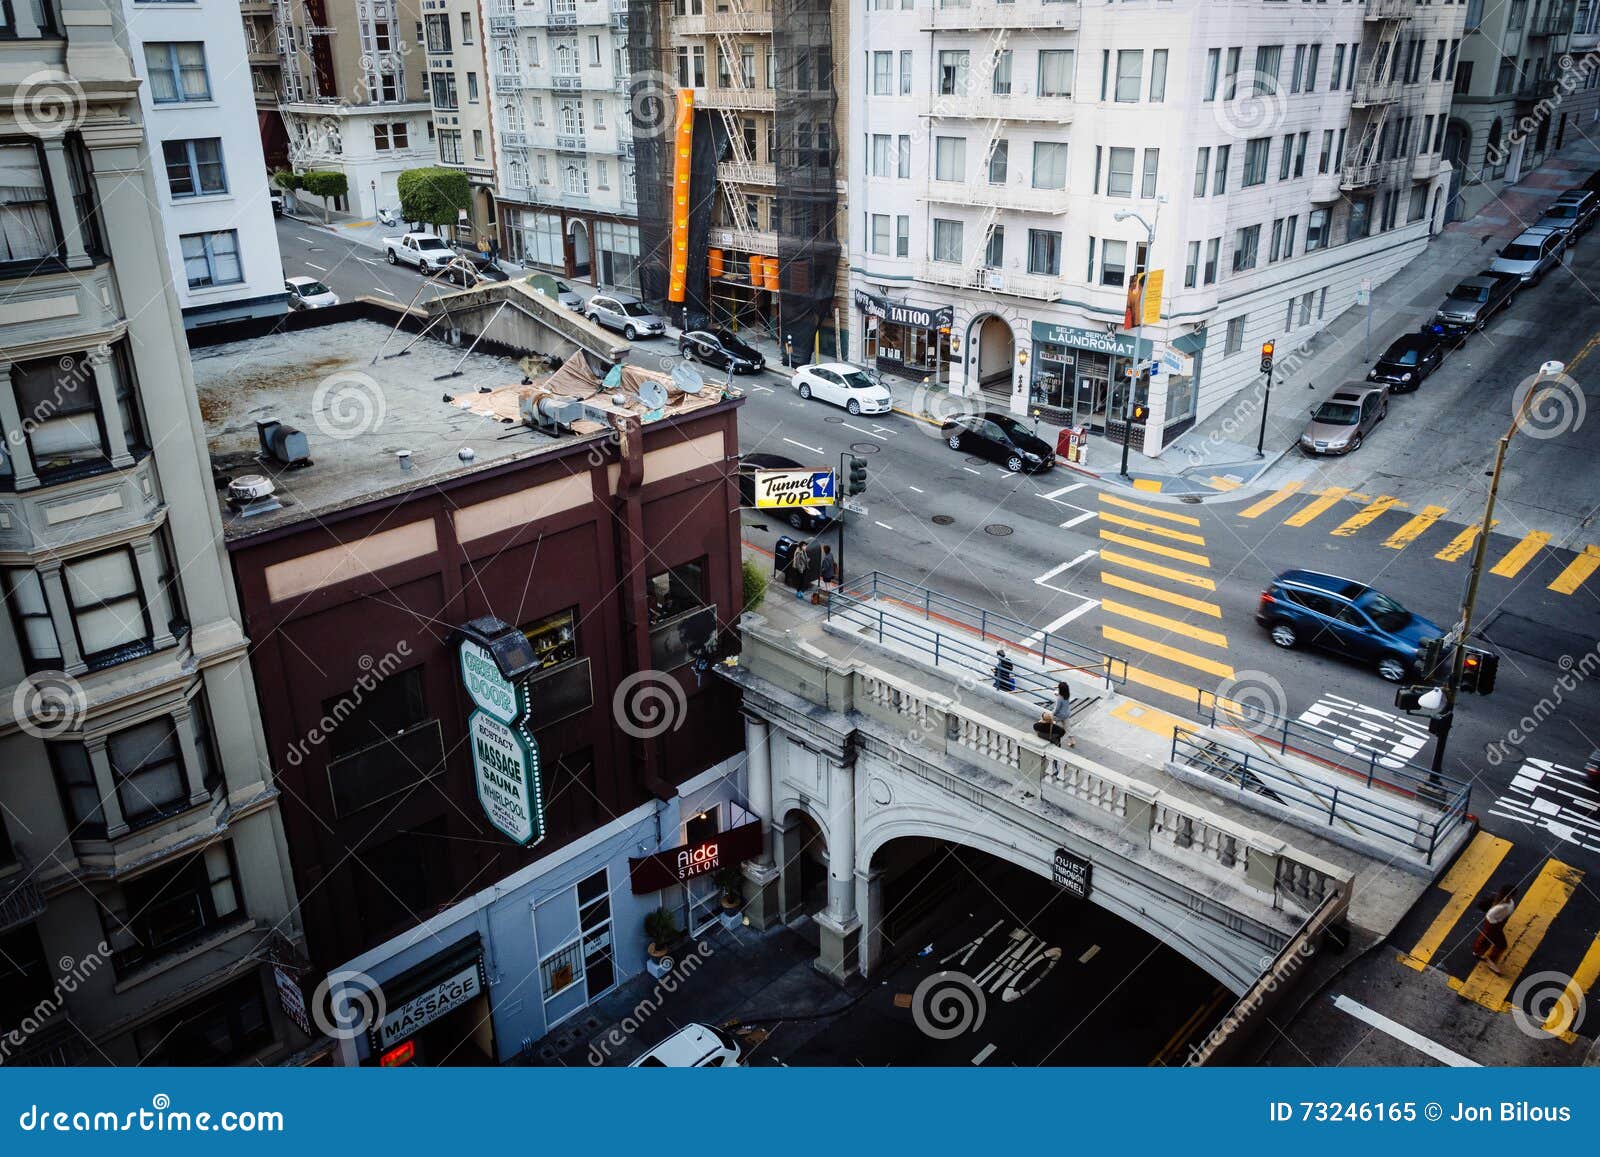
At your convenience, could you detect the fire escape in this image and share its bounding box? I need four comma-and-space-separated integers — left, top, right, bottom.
1340, 0, 1412, 191
704, 0, 773, 256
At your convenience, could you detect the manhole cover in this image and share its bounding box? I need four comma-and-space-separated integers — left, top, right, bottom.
931, 514, 955, 525
965, 455, 988, 466
1180, 495, 1203, 504
850, 442, 881, 454
984, 523, 1013, 537
824, 416, 844, 424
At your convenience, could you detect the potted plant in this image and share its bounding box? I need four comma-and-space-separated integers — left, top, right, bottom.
644, 907, 681, 977
716, 866, 744, 927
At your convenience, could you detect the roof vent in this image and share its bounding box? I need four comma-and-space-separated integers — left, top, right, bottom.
227, 474, 282, 517
256, 419, 311, 467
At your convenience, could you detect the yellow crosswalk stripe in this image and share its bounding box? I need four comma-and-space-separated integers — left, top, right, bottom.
1435, 521, 1496, 562
1330, 495, 1403, 536
1490, 530, 1552, 578
1099, 550, 1217, 591
1097, 511, 1208, 545
1100, 600, 1230, 648
1101, 626, 1236, 678
1384, 505, 1450, 550
1131, 479, 1162, 493
1398, 830, 1512, 971
1099, 530, 1211, 568
1099, 572, 1223, 617
1542, 933, 1600, 1042
1097, 493, 1203, 526
1449, 858, 1582, 1012
1549, 544, 1600, 596
1109, 700, 1185, 738
1122, 664, 1205, 702
1283, 486, 1352, 527
1238, 482, 1303, 519
1207, 476, 1241, 492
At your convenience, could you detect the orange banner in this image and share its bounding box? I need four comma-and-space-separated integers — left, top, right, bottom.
668, 89, 695, 303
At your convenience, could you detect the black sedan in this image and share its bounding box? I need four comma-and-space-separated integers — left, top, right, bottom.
736, 452, 835, 532
1367, 332, 1446, 392
941, 413, 1056, 473
680, 328, 766, 373
440, 248, 510, 286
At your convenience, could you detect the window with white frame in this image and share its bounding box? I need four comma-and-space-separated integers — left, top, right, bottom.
1027, 229, 1061, 276
1106, 147, 1134, 197
932, 218, 962, 262
562, 162, 588, 195
145, 42, 210, 103
1114, 50, 1142, 102
161, 138, 226, 198
1100, 238, 1126, 286
1242, 137, 1269, 186
934, 136, 965, 182
1037, 49, 1072, 98
870, 212, 889, 255
1224, 316, 1245, 355
180, 230, 241, 288
1032, 141, 1066, 190
938, 50, 969, 96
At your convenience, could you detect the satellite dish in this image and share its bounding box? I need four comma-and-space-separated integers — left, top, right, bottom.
637, 379, 669, 410
672, 363, 705, 395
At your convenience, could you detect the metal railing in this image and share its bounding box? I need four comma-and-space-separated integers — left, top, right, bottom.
831, 571, 1127, 690
1170, 727, 1468, 863
0, 853, 46, 935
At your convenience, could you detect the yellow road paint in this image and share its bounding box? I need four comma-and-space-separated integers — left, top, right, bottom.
1435, 521, 1496, 562
1490, 530, 1552, 578
1384, 505, 1450, 551
1099, 530, 1211, 567
1099, 572, 1223, 617
1283, 486, 1352, 528
1238, 482, 1303, 519
1100, 600, 1229, 648
1101, 626, 1236, 678
1122, 664, 1205, 702
1207, 477, 1242, 492
1448, 858, 1582, 1012
1099, 550, 1217, 591
1132, 479, 1163, 492
1098, 493, 1203, 526
1398, 831, 1511, 971
1549, 544, 1600, 596
1330, 496, 1403, 537
1541, 934, 1600, 1042
1097, 512, 1208, 545
1110, 700, 1185, 738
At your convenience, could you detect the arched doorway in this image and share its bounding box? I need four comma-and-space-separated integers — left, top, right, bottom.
777, 807, 828, 919
568, 219, 591, 279
967, 313, 1014, 400
1443, 120, 1471, 223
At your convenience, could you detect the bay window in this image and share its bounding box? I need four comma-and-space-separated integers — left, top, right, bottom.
64, 546, 151, 666
0, 141, 57, 266
105, 842, 243, 973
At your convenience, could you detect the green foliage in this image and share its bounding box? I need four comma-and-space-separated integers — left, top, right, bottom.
644, 906, 681, 947
741, 557, 768, 611
396, 166, 472, 227
298, 170, 348, 199
271, 169, 302, 192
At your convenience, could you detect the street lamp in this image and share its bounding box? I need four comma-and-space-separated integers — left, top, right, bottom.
1113, 200, 1164, 479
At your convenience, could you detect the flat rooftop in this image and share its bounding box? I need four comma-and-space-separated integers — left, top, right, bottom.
193, 317, 723, 538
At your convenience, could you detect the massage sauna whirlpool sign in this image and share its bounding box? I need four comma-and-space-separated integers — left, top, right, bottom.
460, 638, 545, 847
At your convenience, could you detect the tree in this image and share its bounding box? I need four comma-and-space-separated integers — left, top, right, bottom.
396, 166, 471, 231
298, 170, 348, 223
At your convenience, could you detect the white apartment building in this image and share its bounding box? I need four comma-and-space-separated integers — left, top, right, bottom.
422, 0, 500, 240
849, 0, 1466, 458
486, 0, 643, 288
123, 0, 286, 326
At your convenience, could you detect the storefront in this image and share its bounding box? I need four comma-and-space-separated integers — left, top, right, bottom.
856, 290, 953, 383
1026, 322, 1201, 451
629, 808, 763, 937
367, 936, 493, 1067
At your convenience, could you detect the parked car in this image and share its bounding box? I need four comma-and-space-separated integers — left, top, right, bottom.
680, 328, 766, 373
1535, 190, 1598, 238
1256, 570, 1444, 683
269, 189, 284, 217
525, 273, 583, 309
586, 292, 667, 340
941, 412, 1056, 473
793, 362, 893, 414
1367, 332, 1445, 392
1300, 384, 1388, 456
1429, 272, 1517, 337
383, 232, 454, 274
438, 247, 509, 286
737, 452, 835, 532
1489, 226, 1567, 285
283, 275, 339, 310
629, 1023, 743, 1068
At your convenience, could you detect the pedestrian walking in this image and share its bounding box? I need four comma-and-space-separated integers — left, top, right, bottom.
1033, 710, 1065, 746
1474, 885, 1516, 974
790, 540, 811, 599
1050, 680, 1075, 749
992, 647, 1016, 692
819, 544, 837, 588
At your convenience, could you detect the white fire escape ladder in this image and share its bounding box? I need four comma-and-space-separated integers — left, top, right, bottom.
961, 204, 1000, 288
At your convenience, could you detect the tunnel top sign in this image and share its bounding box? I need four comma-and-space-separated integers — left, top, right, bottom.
1052, 848, 1091, 900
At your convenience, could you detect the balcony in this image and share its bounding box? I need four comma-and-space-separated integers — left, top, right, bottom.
1364, 0, 1412, 20
489, 13, 517, 34
548, 10, 578, 28
916, 261, 1063, 300
922, 0, 1080, 32
709, 224, 779, 254
923, 180, 1071, 216
1350, 74, 1400, 106
719, 160, 776, 185
494, 73, 520, 93
924, 91, 1074, 123
1529, 9, 1569, 36
552, 72, 584, 90
555, 132, 587, 150
695, 84, 775, 111
1339, 156, 1410, 189
1413, 152, 1443, 180
706, 6, 774, 33
502, 130, 528, 148
0, 855, 46, 935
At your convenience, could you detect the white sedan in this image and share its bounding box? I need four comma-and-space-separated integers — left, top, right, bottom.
793, 362, 894, 415
284, 276, 339, 310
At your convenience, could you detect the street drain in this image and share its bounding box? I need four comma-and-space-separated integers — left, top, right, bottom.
984, 523, 1013, 536
931, 514, 955, 525
850, 442, 881, 454
824, 416, 844, 424
1180, 495, 1203, 504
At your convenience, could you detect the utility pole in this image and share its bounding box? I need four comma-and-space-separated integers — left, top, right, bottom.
1114, 199, 1163, 479
1429, 359, 1564, 775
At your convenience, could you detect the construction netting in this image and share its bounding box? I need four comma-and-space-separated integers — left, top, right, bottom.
629, 0, 674, 309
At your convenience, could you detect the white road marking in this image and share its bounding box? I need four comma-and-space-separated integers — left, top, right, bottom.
306, 262, 327, 271
752, 384, 775, 394
1042, 483, 1085, 499
1023, 600, 1099, 643
783, 437, 824, 454
963, 466, 982, 475
295, 235, 314, 244
1331, 994, 1481, 1067
907, 485, 924, 494
971, 1043, 997, 1065
842, 421, 888, 440
1034, 550, 1097, 587
1060, 510, 1097, 529
874, 521, 895, 531
1078, 945, 1100, 964
1489, 758, 1600, 853
1297, 694, 1429, 771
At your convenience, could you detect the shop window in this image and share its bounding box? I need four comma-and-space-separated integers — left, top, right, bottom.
105, 842, 243, 974
323, 666, 444, 819
540, 939, 582, 1001
135, 975, 272, 1065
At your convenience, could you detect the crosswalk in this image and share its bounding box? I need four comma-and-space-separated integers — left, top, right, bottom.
1236, 485, 1598, 596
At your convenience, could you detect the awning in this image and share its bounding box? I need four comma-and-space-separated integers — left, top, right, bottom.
853, 289, 953, 332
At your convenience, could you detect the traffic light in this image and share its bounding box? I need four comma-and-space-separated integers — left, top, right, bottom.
1260, 341, 1275, 374
1459, 648, 1499, 695
1395, 685, 1439, 713
847, 456, 868, 495
1130, 402, 1149, 423
1416, 636, 1447, 682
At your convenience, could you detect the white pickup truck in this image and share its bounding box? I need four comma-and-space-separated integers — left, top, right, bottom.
383, 232, 454, 273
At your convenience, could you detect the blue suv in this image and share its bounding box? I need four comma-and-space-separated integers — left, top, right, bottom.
1255, 570, 1442, 682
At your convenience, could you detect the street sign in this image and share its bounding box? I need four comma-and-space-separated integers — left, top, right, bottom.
1141, 269, 1164, 326
841, 496, 867, 515
1052, 847, 1092, 899
459, 639, 523, 726
468, 709, 543, 846
754, 468, 836, 508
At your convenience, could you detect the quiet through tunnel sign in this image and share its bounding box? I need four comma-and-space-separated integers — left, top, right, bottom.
1052, 848, 1091, 900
